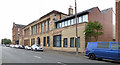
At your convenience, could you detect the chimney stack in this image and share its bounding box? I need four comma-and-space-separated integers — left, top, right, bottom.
116, 0, 120, 42
68, 5, 73, 16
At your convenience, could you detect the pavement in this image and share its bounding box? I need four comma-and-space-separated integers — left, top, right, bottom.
1, 46, 120, 64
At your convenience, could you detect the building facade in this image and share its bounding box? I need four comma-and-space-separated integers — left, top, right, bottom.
12, 22, 25, 44
116, 0, 120, 42
20, 7, 113, 52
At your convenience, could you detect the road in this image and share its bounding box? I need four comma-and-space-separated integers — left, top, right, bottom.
1, 45, 120, 64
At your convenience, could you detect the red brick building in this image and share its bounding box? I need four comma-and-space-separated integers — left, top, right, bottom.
12, 22, 25, 44
88, 7, 113, 41
116, 0, 120, 42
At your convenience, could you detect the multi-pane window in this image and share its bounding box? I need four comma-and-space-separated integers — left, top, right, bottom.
64, 21, 68, 27
45, 21, 47, 32
75, 37, 80, 48
36, 25, 38, 34
56, 14, 88, 29
18, 28, 20, 31
63, 38, 67, 47
62, 21, 65, 27
83, 14, 88, 22
73, 18, 75, 24
41, 23, 43, 33
71, 19, 74, 25
39, 23, 40, 33
53, 35, 61, 47
70, 37, 74, 47
48, 20, 50, 31
34, 26, 35, 34
43, 37, 46, 46
77, 18, 79, 23
59, 23, 62, 28
47, 36, 50, 47
31, 38, 35, 45
31, 27, 33, 35
68, 20, 71, 26
57, 23, 60, 29
79, 16, 83, 23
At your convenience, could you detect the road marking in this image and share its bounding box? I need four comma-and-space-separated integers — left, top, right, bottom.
34, 56, 41, 59
57, 62, 66, 65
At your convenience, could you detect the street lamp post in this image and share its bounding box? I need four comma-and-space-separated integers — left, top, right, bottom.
75, 0, 78, 55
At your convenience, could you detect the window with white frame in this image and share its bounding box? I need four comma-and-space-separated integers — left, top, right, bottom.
64, 21, 68, 27
62, 21, 65, 27
73, 18, 75, 24
57, 23, 60, 29
83, 14, 88, 22
68, 20, 71, 26
18, 28, 20, 31
59, 23, 62, 28
79, 16, 83, 23
71, 19, 74, 25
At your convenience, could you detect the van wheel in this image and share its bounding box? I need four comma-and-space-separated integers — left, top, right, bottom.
89, 54, 96, 60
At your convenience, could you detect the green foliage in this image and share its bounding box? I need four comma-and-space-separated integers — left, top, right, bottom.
1, 38, 11, 45
84, 21, 104, 41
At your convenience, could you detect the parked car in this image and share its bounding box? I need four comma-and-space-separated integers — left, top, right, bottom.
85, 42, 120, 61
31, 44, 44, 51
19, 45, 24, 49
25, 45, 31, 50
6, 44, 10, 47
14, 45, 20, 48
10, 45, 15, 48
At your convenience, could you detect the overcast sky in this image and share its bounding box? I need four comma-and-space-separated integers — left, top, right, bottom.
0, 0, 115, 43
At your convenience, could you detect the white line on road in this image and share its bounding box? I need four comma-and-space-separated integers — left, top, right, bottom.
34, 56, 41, 59
57, 61, 66, 65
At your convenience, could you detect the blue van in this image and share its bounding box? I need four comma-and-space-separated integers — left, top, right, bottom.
85, 42, 120, 60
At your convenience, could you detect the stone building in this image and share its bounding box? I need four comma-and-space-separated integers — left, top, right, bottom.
116, 0, 120, 42
20, 7, 113, 52
12, 22, 25, 44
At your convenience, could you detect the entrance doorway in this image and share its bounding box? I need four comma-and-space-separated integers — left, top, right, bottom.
37, 37, 40, 45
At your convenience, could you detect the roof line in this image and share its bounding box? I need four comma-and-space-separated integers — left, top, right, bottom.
23, 10, 67, 29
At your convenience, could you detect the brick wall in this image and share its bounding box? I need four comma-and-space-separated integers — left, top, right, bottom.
89, 7, 113, 41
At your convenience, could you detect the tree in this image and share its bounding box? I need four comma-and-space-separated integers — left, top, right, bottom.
1, 38, 11, 45
84, 21, 104, 41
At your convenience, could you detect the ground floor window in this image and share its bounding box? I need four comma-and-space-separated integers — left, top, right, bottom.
24, 39, 30, 46
53, 35, 61, 47
75, 37, 80, 48
47, 36, 50, 47
70, 37, 74, 47
63, 38, 67, 47
43, 37, 46, 46
31, 38, 35, 46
